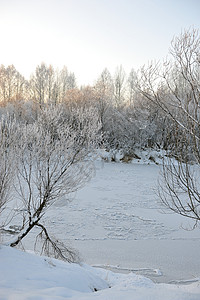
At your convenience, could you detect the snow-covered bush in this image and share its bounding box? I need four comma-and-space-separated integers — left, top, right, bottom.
0, 115, 17, 212
0, 103, 101, 261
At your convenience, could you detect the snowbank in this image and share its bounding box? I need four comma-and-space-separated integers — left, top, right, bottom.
0, 245, 200, 300
99, 148, 166, 165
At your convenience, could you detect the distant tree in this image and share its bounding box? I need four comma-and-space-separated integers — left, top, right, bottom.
30, 64, 77, 105
95, 68, 114, 100
94, 68, 113, 131
127, 68, 137, 106
0, 65, 28, 103
46, 65, 55, 102
113, 65, 126, 106
30, 63, 49, 106
58, 66, 76, 102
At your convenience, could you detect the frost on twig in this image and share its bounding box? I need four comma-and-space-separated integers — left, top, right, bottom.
2, 104, 101, 261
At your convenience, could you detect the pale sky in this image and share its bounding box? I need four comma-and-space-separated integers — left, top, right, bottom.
0, 0, 199, 86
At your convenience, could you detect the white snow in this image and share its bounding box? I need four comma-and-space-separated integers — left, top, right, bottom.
0, 245, 200, 300
1, 151, 200, 298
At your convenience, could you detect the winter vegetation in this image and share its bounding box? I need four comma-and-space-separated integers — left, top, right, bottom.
0, 28, 200, 298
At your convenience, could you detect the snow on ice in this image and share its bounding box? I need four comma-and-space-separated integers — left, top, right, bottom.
1, 151, 200, 298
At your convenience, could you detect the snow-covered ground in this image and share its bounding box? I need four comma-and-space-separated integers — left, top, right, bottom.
1, 151, 200, 298
1, 245, 200, 300
46, 159, 200, 284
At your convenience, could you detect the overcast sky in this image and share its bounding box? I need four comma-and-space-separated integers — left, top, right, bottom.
0, 0, 199, 86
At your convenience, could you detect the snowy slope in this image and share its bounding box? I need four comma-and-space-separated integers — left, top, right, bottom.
0, 245, 200, 300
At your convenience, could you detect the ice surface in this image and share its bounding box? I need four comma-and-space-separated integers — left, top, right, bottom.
1, 160, 200, 284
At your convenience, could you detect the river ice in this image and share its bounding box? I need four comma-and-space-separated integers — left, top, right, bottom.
2, 160, 200, 283
45, 161, 200, 283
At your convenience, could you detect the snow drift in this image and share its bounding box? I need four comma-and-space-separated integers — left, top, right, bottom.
0, 245, 200, 300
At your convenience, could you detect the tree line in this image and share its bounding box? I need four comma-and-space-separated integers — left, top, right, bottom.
0, 62, 178, 156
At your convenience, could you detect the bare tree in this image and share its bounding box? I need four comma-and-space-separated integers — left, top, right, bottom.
94, 68, 114, 131
136, 28, 200, 225
113, 65, 126, 107
6, 104, 101, 261
59, 66, 77, 102
0, 65, 28, 103
30, 63, 49, 106
127, 68, 138, 106
30, 64, 77, 105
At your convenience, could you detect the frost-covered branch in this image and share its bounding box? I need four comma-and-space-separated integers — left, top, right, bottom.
4, 104, 101, 259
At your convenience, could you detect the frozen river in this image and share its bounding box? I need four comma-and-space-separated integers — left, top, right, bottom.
2, 161, 200, 283
45, 162, 200, 284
